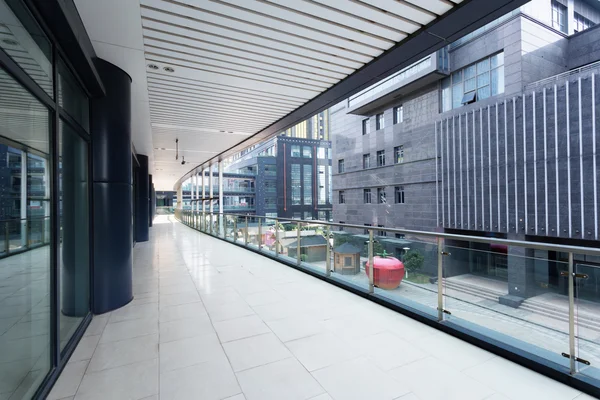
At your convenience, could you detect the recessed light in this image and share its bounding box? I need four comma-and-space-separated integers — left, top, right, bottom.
148, 64, 159, 70
2, 38, 18, 46
163, 66, 175, 73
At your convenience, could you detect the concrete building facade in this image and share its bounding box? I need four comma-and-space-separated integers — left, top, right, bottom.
331, 0, 600, 304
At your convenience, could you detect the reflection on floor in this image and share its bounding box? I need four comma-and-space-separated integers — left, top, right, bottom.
0, 246, 82, 400
50, 215, 592, 400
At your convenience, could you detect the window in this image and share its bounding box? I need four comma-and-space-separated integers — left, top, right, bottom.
304, 212, 313, 220
291, 145, 301, 157
395, 233, 405, 239
395, 186, 405, 204
317, 147, 326, 159
394, 145, 404, 164
363, 188, 372, 204
291, 164, 301, 205
338, 159, 345, 173
303, 164, 312, 205
265, 198, 276, 207
376, 113, 385, 130
440, 52, 504, 112
363, 153, 371, 169
552, 0, 567, 33
339, 221, 345, 231
318, 165, 326, 205
393, 106, 403, 124
339, 191, 346, 204
377, 150, 385, 167
378, 225, 387, 237
293, 212, 302, 219
364, 223, 372, 234
377, 187, 386, 204
574, 12, 594, 33
302, 146, 312, 158
318, 211, 327, 221
362, 119, 370, 135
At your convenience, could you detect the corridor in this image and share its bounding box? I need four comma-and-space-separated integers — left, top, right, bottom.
48, 215, 593, 400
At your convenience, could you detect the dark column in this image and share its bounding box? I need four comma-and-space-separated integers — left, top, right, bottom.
148, 175, 153, 228
135, 155, 149, 241
499, 234, 536, 308
91, 58, 133, 314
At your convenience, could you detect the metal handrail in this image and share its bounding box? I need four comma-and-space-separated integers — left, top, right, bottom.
0, 216, 50, 223
186, 210, 600, 257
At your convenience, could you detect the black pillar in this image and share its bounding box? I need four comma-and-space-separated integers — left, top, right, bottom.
136, 155, 149, 241
148, 174, 153, 227
91, 58, 133, 314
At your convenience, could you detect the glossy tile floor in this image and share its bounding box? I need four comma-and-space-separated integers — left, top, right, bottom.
48, 216, 596, 400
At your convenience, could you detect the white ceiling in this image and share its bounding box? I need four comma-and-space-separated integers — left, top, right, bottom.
74, 0, 461, 191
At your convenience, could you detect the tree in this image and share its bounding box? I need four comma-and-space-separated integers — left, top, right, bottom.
404, 250, 424, 274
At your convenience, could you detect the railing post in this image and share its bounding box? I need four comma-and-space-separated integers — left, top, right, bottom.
275, 220, 280, 257
41, 218, 46, 244
244, 216, 249, 246
26, 219, 30, 248
325, 225, 331, 277
224, 216, 228, 240
297, 221, 301, 266
568, 251, 576, 374
368, 229, 374, 294
258, 218, 262, 249
437, 237, 444, 322
233, 218, 238, 242
5, 221, 9, 254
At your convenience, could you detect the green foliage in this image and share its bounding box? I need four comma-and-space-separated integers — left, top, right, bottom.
300, 254, 307, 262
364, 241, 384, 256
404, 250, 424, 273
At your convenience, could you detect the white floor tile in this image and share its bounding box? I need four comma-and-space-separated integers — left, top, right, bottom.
159, 316, 214, 343
158, 301, 207, 323
87, 334, 158, 373
47, 360, 88, 400
108, 302, 158, 324
388, 357, 494, 400
69, 335, 100, 363
349, 331, 428, 371
83, 316, 109, 337
312, 357, 409, 400
159, 291, 201, 309
160, 356, 241, 400
266, 314, 325, 343
463, 357, 582, 400
286, 332, 360, 372
99, 318, 158, 344
241, 290, 285, 307
160, 333, 225, 372
206, 301, 255, 322
223, 333, 292, 372
75, 358, 158, 400
236, 358, 325, 400
214, 315, 270, 343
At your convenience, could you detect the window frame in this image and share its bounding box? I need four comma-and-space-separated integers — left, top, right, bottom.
363, 188, 372, 204
394, 145, 404, 164
362, 118, 370, 135
395, 186, 405, 204
376, 113, 385, 130
338, 159, 345, 173
363, 153, 371, 169
393, 105, 403, 124
339, 190, 346, 204
376, 150, 385, 167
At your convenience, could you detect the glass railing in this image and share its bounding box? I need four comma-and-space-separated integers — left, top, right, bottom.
175, 210, 600, 389
156, 206, 174, 215
0, 216, 50, 257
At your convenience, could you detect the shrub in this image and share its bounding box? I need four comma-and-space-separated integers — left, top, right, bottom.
404, 250, 424, 273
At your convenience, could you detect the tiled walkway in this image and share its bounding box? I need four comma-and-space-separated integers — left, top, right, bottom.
49, 216, 595, 400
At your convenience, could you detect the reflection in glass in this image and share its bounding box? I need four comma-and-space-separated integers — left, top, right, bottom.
0, 0, 53, 96
0, 65, 50, 399
59, 120, 89, 350
58, 59, 90, 131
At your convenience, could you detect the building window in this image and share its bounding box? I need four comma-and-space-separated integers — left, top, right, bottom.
395, 186, 405, 204
291, 164, 301, 205
303, 164, 312, 205
363, 188, 372, 204
293, 212, 302, 219
378, 225, 387, 237
318, 211, 328, 221
302, 146, 312, 158
364, 223, 372, 234
552, 0, 567, 33
393, 106, 403, 124
574, 12, 594, 33
265, 198, 276, 207
395, 233, 405, 239
318, 165, 326, 205
338, 159, 345, 173
317, 147, 326, 159
339, 221, 345, 231
339, 190, 346, 204
441, 52, 504, 112
304, 211, 313, 220
376, 113, 385, 130
394, 145, 404, 164
377, 150, 385, 167
363, 153, 371, 169
362, 118, 370, 135
377, 187, 386, 204
291, 145, 301, 157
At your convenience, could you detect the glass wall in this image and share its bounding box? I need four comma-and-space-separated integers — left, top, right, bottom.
0, 0, 92, 397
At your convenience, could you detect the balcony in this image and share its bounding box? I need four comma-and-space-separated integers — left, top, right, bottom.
49, 214, 589, 399
175, 210, 600, 396
346, 48, 449, 116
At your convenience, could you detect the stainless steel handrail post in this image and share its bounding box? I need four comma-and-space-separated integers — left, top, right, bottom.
568, 252, 576, 374
437, 237, 444, 322
297, 221, 301, 266
368, 229, 374, 294
244, 216, 249, 246
325, 225, 331, 277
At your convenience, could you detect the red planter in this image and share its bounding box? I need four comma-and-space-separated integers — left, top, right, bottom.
365, 256, 405, 289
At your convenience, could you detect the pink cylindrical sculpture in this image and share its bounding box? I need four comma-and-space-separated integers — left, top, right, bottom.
365, 256, 405, 289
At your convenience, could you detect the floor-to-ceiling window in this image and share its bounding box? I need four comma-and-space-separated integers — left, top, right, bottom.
0, 0, 92, 397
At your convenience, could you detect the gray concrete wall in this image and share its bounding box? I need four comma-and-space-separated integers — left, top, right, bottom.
568, 24, 600, 69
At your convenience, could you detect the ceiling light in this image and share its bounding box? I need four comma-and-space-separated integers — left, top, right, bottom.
147, 64, 159, 70
2, 38, 18, 46
163, 67, 175, 73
